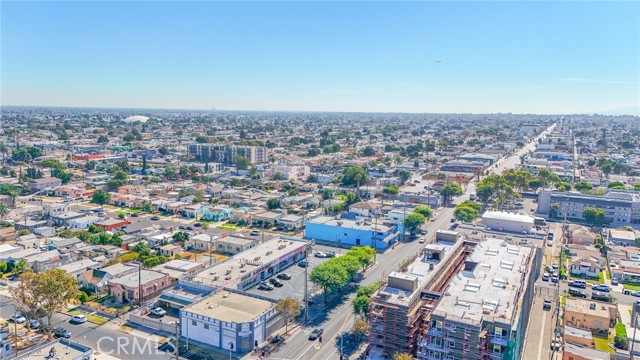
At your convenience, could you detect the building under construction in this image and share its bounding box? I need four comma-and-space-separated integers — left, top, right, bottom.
418, 238, 539, 360
368, 231, 473, 359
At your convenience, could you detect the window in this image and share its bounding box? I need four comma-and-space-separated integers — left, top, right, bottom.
463, 344, 469, 351
434, 320, 442, 332
493, 344, 502, 354
448, 340, 455, 348
494, 327, 506, 337
192, 320, 197, 326
204, 324, 209, 330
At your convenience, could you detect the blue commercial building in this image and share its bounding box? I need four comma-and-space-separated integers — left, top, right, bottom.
304, 216, 398, 251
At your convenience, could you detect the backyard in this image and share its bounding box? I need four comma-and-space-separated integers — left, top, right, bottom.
592, 330, 615, 354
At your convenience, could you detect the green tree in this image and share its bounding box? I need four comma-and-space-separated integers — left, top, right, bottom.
392, 353, 413, 360
348, 246, 376, 271
91, 189, 111, 209
555, 182, 572, 191
574, 181, 593, 191
10, 269, 81, 339
143, 256, 168, 268
84, 160, 97, 170
266, 197, 281, 209
310, 261, 349, 302
383, 185, 399, 195
14, 259, 28, 273
140, 200, 153, 213
502, 169, 532, 192
439, 183, 463, 204
270, 172, 285, 181
52, 167, 73, 184
345, 192, 361, 206
395, 169, 412, 184
634, 184, 640, 192
0, 142, 8, 165
362, 146, 376, 157
607, 181, 625, 188
131, 242, 153, 258
234, 154, 250, 170
351, 317, 371, 340
195, 135, 209, 143
275, 298, 301, 335
413, 205, 433, 219
342, 165, 370, 195
454, 205, 480, 222
173, 232, 190, 242
0, 202, 7, 218
352, 295, 371, 318
306, 174, 318, 183
403, 213, 426, 234
583, 207, 606, 225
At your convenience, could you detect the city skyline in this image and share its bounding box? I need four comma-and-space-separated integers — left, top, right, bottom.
2, 1, 639, 115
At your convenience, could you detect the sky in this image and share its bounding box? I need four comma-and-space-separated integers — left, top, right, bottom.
1, 1, 639, 114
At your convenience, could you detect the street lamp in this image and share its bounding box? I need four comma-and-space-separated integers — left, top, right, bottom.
228, 341, 234, 360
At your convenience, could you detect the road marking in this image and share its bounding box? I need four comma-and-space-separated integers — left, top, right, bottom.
536, 309, 547, 360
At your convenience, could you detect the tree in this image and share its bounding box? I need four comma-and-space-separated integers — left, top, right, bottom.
306, 174, 318, 183
635, 184, 640, 192
52, 167, 73, 184
131, 242, 153, 258
234, 154, 250, 170
310, 261, 349, 302
97, 135, 109, 143
351, 317, 371, 340
0, 202, 7, 218
342, 165, 370, 195
583, 207, 606, 225
140, 200, 153, 213
395, 169, 412, 184
173, 232, 189, 242
362, 146, 376, 157
164, 167, 177, 180
502, 169, 532, 192
352, 295, 371, 318
383, 185, 399, 195
91, 189, 111, 208
403, 213, 426, 234
266, 197, 281, 209
392, 353, 413, 360
0, 261, 7, 274
413, 205, 433, 219
0, 184, 20, 207
108, 170, 129, 187
84, 160, 97, 170
275, 298, 301, 335
14, 259, 28, 273
0, 142, 7, 165
574, 181, 593, 191
270, 172, 285, 181
607, 181, 625, 188
440, 183, 463, 204
555, 182, 572, 191
454, 205, 480, 222
10, 269, 81, 339
195, 135, 209, 143
348, 246, 376, 271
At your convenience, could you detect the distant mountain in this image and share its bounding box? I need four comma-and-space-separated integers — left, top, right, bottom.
597, 106, 640, 116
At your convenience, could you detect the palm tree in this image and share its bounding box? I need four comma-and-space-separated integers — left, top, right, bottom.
0, 202, 7, 218
0, 142, 7, 165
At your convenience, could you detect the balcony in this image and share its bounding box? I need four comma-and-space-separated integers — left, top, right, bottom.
424, 343, 448, 353
490, 336, 510, 347
428, 327, 444, 337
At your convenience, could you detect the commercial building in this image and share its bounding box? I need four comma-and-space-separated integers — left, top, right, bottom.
480, 211, 535, 234
180, 290, 280, 355
28, 177, 62, 191
608, 229, 637, 246
537, 190, 640, 226
419, 238, 538, 360
188, 144, 268, 165
183, 235, 310, 291
305, 216, 398, 251
368, 234, 470, 358
441, 160, 487, 173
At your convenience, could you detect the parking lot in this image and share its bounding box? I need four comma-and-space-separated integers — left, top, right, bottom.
245, 244, 340, 301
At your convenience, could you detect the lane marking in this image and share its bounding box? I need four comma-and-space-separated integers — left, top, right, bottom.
536, 309, 547, 360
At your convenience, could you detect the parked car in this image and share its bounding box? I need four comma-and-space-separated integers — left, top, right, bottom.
258, 282, 274, 291
54, 327, 72, 338
28, 319, 41, 329
250, 230, 260, 236
552, 263, 559, 270
151, 308, 167, 317
419, 238, 426, 243
542, 273, 550, 282
194, 223, 202, 227
568, 280, 587, 289
269, 278, 284, 287
151, 216, 160, 221
315, 252, 327, 258
10, 314, 26, 324
131, 213, 139, 217
551, 275, 559, 283
547, 240, 553, 247
611, 279, 619, 286
450, 218, 456, 223
270, 334, 285, 345
178, 225, 186, 230
308, 328, 324, 340
543, 298, 552, 310
568, 289, 587, 298
630, 291, 640, 297
592, 291, 613, 302
592, 284, 610, 292
70, 314, 87, 324
277, 273, 291, 280
298, 260, 308, 268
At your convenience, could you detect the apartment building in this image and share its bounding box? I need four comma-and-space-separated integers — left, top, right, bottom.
537, 190, 640, 226
368, 236, 470, 358
188, 144, 268, 164
418, 238, 538, 360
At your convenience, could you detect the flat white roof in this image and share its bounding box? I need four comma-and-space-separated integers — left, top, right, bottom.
482, 211, 534, 224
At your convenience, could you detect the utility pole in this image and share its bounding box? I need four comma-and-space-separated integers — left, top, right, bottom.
209, 238, 213, 266
138, 261, 143, 307
304, 248, 309, 322
373, 214, 378, 261
174, 321, 180, 360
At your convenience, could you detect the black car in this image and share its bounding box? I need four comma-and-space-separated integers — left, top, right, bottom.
298, 260, 308, 268
277, 273, 291, 280
54, 327, 71, 338
269, 278, 283, 287
150, 216, 160, 221
194, 223, 202, 227
270, 335, 285, 345
308, 328, 324, 340
568, 289, 587, 298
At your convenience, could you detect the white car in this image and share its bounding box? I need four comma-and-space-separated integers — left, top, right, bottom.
419, 238, 426, 243
151, 307, 167, 317
70, 314, 87, 324
10, 314, 26, 324
547, 240, 553, 247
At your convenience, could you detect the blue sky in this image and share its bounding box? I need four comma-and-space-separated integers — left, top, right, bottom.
2, 1, 639, 114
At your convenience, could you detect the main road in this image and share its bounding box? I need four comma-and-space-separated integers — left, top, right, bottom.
269, 124, 556, 360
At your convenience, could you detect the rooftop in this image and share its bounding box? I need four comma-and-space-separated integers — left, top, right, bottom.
184, 290, 274, 323
107, 269, 167, 288
432, 238, 534, 327
482, 211, 535, 224
16, 339, 92, 360
308, 216, 391, 233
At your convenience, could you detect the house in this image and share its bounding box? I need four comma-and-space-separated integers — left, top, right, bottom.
216, 235, 258, 255
58, 258, 102, 279
279, 214, 305, 230
181, 204, 209, 219
563, 325, 593, 347
564, 298, 616, 332
201, 206, 233, 222
562, 342, 610, 360
189, 233, 219, 252
78, 263, 137, 292
609, 229, 637, 246
152, 259, 205, 281
567, 225, 597, 245
569, 257, 602, 278
50, 211, 86, 226
160, 244, 182, 257
33, 226, 55, 237
349, 202, 379, 218
68, 215, 105, 229
28, 177, 62, 191
107, 269, 171, 303
94, 218, 131, 231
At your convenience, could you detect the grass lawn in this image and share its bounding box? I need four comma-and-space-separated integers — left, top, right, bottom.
593, 333, 615, 354
67, 309, 109, 325
623, 284, 640, 291
336, 194, 347, 200
217, 223, 242, 231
